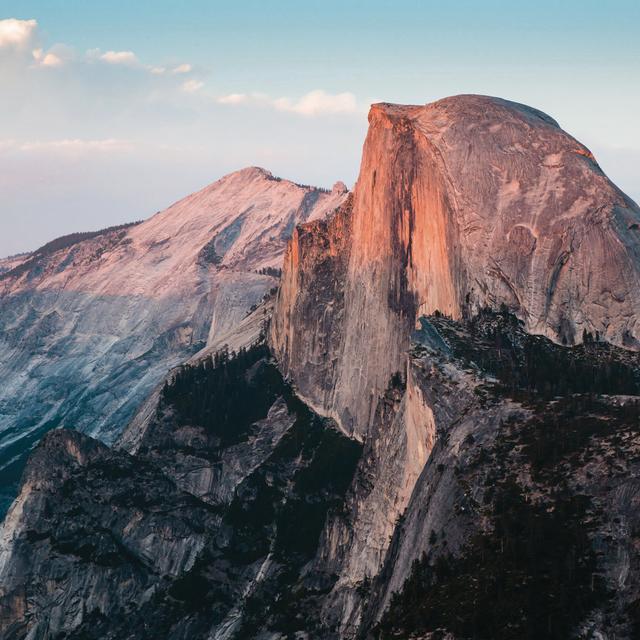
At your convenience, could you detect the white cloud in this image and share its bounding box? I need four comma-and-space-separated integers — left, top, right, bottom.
42, 52, 63, 67
217, 93, 250, 105
0, 23, 197, 84
32, 48, 64, 68
274, 90, 359, 116
172, 63, 192, 74
90, 49, 195, 79
150, 63, 193, 76
182, 79, 204, 93
216, 89, 363, 117
99, 50, 138, 65
0, 18, 37, 49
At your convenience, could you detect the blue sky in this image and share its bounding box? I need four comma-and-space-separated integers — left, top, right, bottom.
0, 0, 638, 256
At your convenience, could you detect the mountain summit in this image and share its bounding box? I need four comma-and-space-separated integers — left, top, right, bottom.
273, 94, 640, 439
0, 168, 347, 511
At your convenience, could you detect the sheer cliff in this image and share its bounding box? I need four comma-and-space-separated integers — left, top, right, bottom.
0, 169, 347, 512
269, 95, 640, 635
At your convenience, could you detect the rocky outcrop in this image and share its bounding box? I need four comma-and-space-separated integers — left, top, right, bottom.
272, 95, 640, 440
365, 311, 640, 639
0, 168, 347, 512
118, 297, 275, 455
0, 344, 362, 640
0, 429, 217, 640
270, 95, 640, 634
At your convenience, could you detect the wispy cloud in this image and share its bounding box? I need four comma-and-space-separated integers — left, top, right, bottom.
216, 89, 364, 117
182, 79, 204, 93
87, 48, 197, 79
1, 19, 364, 121
32, 48, 63, 68
275, 90, 359, 116
0, 138, 134, 154
172, 63, 192, 74
0, 19, 208, 102
143, 63, 194, 76
99, 50, 138, 66
0, 19, 72, 69
217, 92, 250, 105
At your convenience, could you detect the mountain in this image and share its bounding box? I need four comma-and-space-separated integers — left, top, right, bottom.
0, 168, 348, 512
272, 95, 640, 441
1, 95, 640, 640
269, 94, 640, 636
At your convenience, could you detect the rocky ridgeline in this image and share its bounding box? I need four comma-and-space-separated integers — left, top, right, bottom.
0, 168, 348, 513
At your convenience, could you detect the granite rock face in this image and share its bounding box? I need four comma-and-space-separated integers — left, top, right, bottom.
0, 429, 216, 639
366, 311, 640, 640
270, 95, 640, 634
0, 345, 362, 640
272, 95, 640, 440
0, 168, 347, 511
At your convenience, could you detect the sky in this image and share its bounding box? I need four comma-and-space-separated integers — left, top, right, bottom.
0, 0, 638, 257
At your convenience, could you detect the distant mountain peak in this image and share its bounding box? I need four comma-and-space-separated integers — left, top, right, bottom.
0, 167, 348, 511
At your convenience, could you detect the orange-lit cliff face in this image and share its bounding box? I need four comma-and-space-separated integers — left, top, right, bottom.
270, 95, 640, 635
272, 95, 640, 441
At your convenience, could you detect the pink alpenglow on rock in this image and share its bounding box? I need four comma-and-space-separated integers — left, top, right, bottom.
0, 167, 347, 509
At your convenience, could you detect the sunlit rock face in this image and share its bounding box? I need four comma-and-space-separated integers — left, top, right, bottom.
271, 94, 640, 634
272, 95, 640, 441
0, 168, 347, 511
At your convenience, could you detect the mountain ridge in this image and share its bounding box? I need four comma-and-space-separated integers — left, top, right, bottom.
0, 166, 347, 512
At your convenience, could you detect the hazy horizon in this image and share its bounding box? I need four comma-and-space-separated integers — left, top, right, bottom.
1, 0, 639, 257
